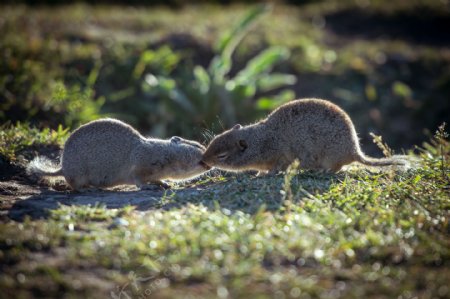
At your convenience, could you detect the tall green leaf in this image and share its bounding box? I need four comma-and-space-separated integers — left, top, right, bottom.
234, 47, 290, 85
215, 4, 270, 61
208, 55, 232, 83
193, 66, 210, 94
256, 73, 297, 92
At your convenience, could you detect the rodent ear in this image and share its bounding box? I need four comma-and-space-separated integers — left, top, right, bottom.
232, 124, 242, 130
171, 136, 182, 143
237, 139, 248, 151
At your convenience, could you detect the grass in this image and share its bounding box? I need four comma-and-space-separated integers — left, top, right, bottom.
0, 127, 448, 298
0, 122, 69, 162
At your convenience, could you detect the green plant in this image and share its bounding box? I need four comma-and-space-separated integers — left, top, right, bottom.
141, 5, 297, 138
0, 122, 69, 161
0, 28, 104, 129
418, 122, 449, 181
370, 132, 394, 157
48, 80, 104, 128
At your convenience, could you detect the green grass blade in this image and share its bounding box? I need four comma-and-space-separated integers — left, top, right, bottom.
216, 4, 270, 60
256, 73, 297, 92
234, 47, 290, 85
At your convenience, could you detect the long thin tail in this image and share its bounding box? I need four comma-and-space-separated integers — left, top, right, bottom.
356, 153, 408, 167
27, 156, 63, 177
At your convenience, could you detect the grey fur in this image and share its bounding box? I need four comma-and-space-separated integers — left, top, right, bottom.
28, 118, 210, 190
202, 98, 406, 173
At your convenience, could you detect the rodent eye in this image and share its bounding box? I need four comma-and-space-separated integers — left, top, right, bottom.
217, 153, 228, 160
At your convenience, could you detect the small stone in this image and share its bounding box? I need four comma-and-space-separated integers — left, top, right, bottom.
109, 217, 129, 228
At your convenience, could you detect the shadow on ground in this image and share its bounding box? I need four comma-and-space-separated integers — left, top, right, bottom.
3, 171, 338, 221
4, 183, 203, 221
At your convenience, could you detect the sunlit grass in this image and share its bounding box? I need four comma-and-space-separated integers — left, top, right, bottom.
0, 122, 69, 161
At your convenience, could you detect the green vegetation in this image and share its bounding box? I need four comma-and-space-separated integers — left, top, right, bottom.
0, 122, 69, 161
0, 127, 448, 298
139, 5, 296, 136
0, 4, 298, 139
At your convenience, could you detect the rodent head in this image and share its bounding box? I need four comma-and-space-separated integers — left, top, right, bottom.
165, 136, 211, 180
202, 124, 250, 171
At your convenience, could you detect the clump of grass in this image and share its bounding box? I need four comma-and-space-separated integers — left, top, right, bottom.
435, 123, 449, 179
0, 122, 69, 161
281, 159, 301, 203
420, 122, 449, 180
370, 132, 394, 157
50, 204, 132, 223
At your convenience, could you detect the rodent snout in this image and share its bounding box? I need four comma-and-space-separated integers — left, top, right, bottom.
199, 160, 212, 170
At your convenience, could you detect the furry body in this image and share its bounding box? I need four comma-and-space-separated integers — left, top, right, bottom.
28, 119, 209, 190
202, 98, 406, 173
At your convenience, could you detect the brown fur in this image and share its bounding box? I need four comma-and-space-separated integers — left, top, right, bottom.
202, 98, 405, 173
28, 118, 210, 190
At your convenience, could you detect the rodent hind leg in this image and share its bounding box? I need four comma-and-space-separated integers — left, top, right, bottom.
264, 157, 293, 176
321, 152, 356, 172
320, 159, 344, 173
67, 179, 101, 192
66, 177, 90, 192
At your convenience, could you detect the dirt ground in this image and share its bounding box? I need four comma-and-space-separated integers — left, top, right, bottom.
0, 162, 210, 222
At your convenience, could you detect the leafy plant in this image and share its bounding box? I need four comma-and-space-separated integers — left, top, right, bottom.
48, 80, 104, 128
418, 122, 449, 181
140, 5, 297, 138
0, 122, 69, 161
0, 30, 104, 129
97, 46, 184, 134
370, 132, 394, 157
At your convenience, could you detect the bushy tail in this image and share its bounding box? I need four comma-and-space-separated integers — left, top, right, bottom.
356, 153, 410, 167
27, 156, 63, 177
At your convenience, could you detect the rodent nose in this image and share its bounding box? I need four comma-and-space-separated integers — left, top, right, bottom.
199, 160, 212, 170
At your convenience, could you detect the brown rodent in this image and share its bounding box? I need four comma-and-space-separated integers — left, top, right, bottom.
28, 118, 210, 190
202, 98, 407, 173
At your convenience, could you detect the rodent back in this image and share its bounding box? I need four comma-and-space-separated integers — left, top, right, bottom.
62, 119, 144, 175
264, 99, 359, 149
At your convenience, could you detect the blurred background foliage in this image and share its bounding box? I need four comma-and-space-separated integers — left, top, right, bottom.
1, 0, 449, 153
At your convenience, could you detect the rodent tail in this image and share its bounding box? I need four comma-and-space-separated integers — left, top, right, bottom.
355, 153, 408, 167
27, 156, 63, 177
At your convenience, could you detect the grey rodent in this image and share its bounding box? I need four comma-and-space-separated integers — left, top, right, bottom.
202, 98, 407, 173
28, 118, 210, 190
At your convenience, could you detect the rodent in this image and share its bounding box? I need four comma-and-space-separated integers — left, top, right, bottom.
28, 118, 210, 190
202, 98, 407, 173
